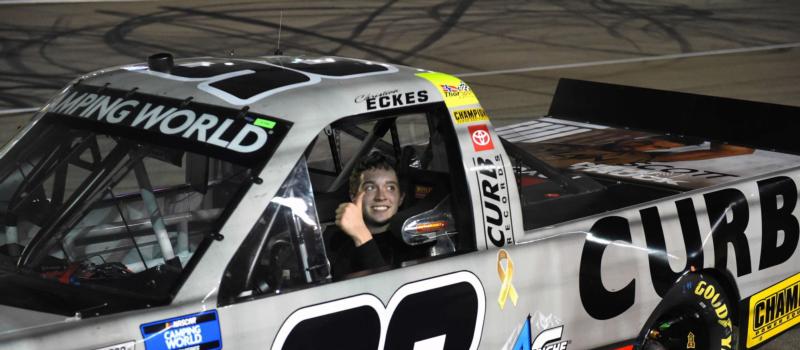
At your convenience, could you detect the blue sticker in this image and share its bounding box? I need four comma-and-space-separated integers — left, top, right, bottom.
140, 310, 222, 350
513, 315, 532, 350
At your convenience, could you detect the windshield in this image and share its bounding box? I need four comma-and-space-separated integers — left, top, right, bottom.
0, 94, 282, 317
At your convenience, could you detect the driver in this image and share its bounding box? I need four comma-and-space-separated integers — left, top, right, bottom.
327, 152, 424, 279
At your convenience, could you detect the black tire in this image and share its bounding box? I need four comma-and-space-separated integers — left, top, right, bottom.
641, 273, 737, 350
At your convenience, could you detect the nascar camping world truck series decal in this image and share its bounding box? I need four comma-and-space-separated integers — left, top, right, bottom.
140, 310, 222, 350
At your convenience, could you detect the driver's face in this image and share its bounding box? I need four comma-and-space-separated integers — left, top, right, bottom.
358, 168, 403, 228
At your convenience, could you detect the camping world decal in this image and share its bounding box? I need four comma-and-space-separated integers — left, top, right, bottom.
140, 310, 222, 350
47, 84, 291, 166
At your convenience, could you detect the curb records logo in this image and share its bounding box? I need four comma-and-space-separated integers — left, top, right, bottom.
469, 124, 494, 152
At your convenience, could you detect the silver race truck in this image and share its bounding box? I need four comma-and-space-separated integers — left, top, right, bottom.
0, 54, 799, 350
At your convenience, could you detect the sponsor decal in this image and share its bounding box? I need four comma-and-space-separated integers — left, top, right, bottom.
497, 249, 519, 309
48, 85, 291, 166
271, 271, 485, 350
693, 280, 734, 349
360, 90, 428, 111
94, 342, 135, 350
569, 162, 685, 185
511, 317, 570, 350
747, 272, 800, 348
469, 124, 494, 152
474, 155, 514, 247
626, 162, 737, 180
140, 310, 221, 350
416, 72, 479, 108
453, 108, 489, 124
580, 175, 800, 321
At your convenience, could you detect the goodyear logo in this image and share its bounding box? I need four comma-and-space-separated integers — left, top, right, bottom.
747, 272, 800, 348
693, 280, 734, 349
453, 108, 489, 124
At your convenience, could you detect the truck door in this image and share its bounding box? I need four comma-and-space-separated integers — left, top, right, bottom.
216, 105, 484, 348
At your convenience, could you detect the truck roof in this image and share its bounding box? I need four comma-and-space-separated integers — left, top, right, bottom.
71, 55, 441, 127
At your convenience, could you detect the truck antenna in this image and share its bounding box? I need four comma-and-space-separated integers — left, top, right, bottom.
274, 11, 284, 55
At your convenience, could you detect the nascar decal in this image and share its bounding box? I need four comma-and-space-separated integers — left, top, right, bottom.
271, 271, 485, 350
469, 124, 495, 152
579, 175, 800, 320
140, 310, 221, 350
474, 154, 515, 248
48, 84, 291, 165
747, 272, 800, 347
453, 107, 490, 124
416, 72, 479, 108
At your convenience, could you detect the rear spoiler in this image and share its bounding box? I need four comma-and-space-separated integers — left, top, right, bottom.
548, 78, 800, 154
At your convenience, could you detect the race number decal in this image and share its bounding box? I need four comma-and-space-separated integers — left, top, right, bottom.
271, 271, 485, 350
130, 58, 397, 105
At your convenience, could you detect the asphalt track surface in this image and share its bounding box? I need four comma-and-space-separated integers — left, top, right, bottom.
0, 0, 799, 348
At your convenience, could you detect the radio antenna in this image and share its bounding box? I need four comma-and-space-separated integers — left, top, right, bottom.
274, 11, 283, 55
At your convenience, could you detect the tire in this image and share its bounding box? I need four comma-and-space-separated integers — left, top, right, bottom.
641, 273, 737, 350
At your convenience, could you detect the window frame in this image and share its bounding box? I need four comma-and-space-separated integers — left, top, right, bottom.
218, 102, 476, 306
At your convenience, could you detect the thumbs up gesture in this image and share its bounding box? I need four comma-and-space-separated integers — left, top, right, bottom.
336, 191, 373, 247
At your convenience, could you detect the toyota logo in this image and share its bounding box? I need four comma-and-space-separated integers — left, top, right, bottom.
472, 129, 491, 146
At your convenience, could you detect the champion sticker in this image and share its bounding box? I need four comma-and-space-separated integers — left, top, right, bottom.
746, 272, 800, 347
140, 310, 221, 350
469, 124, 494, 152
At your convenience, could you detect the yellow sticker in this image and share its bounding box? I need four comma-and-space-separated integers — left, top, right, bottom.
452, 107, 489, 124
497, 249, 518, 309
416, 72, 479, 108
746, 272, 800, 348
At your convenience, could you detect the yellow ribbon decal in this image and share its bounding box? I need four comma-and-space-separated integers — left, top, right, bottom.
497, 249, 519, 309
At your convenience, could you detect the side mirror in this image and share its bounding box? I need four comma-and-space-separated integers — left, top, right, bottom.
401, 196, 455, 247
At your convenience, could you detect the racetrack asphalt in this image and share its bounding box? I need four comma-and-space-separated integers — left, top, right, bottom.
0, 1, 799, 348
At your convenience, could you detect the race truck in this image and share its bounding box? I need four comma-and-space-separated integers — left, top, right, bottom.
0, 53, 798, 350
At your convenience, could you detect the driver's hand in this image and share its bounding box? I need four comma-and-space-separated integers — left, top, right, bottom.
335, 191, 372, 247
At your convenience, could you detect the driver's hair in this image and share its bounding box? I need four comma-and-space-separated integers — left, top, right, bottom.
348, 152, 397, 198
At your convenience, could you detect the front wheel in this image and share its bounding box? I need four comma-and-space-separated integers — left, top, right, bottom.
641, 273, 737, 350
